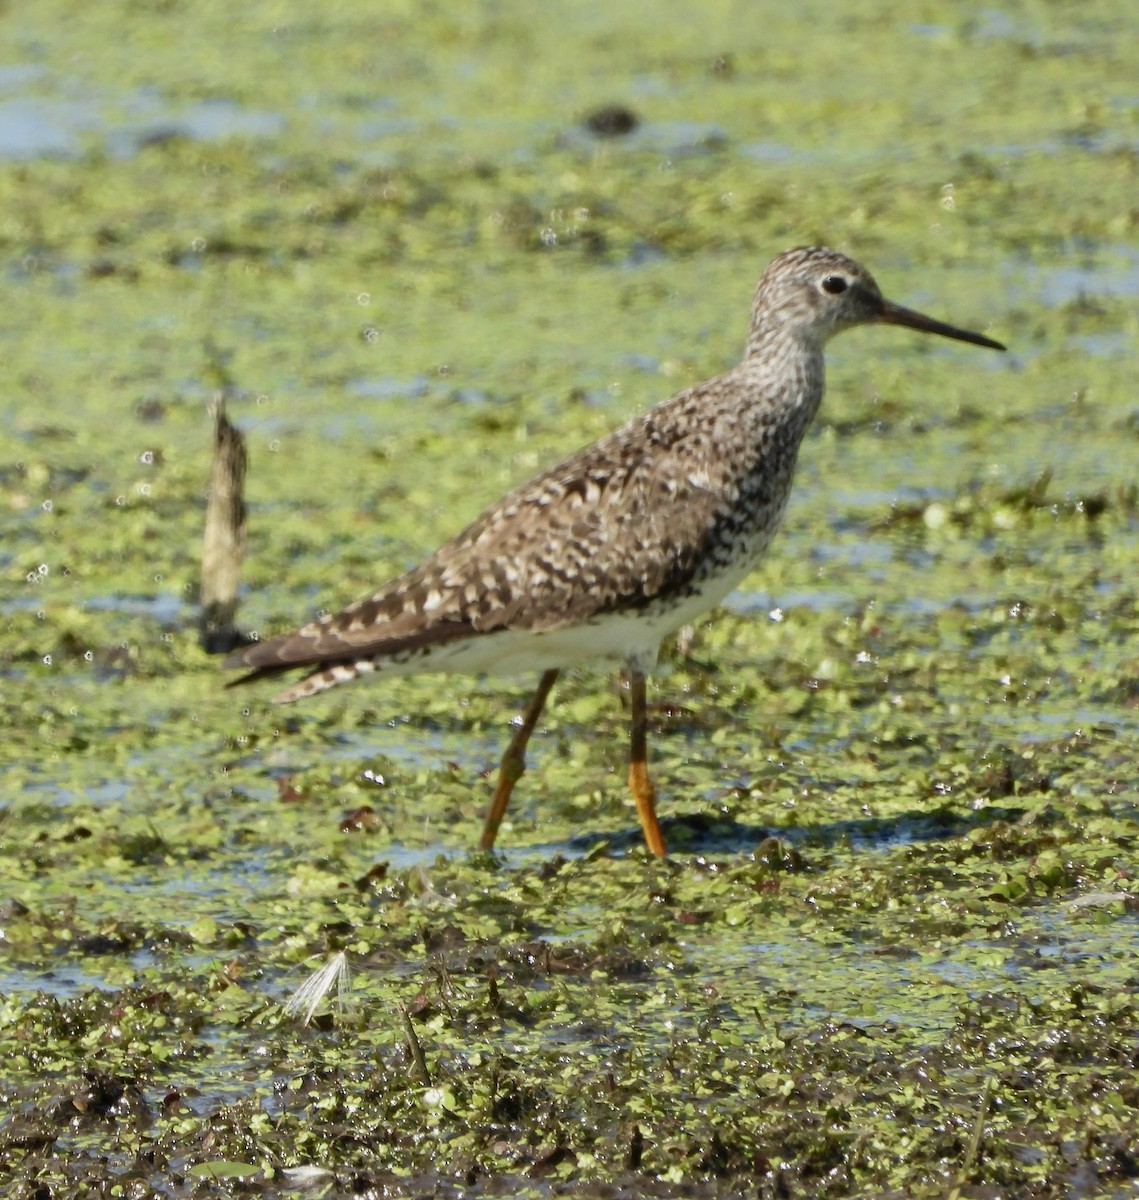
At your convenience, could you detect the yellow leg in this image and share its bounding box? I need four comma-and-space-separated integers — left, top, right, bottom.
479, 669, 559, 850
627, 668, 667, 856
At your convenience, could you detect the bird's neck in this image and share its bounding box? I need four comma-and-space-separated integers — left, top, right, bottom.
742, 324, 826, 425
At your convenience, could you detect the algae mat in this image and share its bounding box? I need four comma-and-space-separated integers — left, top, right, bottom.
1, 1, 1138, 1196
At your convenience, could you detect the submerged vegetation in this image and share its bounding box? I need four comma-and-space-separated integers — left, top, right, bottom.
1, 0, 1138, 1195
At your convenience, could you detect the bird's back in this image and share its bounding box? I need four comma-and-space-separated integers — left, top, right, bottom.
229, 355, 818, 684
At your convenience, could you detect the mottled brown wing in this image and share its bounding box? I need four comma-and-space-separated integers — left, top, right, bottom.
227, 371, 755, 677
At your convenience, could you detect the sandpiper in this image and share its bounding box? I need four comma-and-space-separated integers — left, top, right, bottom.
227, 247, 1004, 855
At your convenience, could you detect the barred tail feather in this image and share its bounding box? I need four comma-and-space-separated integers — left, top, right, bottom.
272, 659, 377, 703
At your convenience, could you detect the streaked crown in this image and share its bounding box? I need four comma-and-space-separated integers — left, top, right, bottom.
747, 247, 885, 353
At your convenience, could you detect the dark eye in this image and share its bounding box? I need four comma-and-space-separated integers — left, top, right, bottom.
821, 275, 848, 295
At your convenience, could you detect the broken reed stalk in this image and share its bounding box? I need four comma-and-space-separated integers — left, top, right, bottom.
398, 1003, 431, 1084
947, 1074, 995, 1200
200, 396, 248, 653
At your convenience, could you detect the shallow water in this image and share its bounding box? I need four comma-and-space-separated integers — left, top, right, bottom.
1, 0, 1138, 1194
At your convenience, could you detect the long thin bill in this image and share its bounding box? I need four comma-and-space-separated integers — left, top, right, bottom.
879, 299, 1005, 351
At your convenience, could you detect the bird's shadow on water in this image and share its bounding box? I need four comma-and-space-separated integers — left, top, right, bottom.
544, 802, 1027, 861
